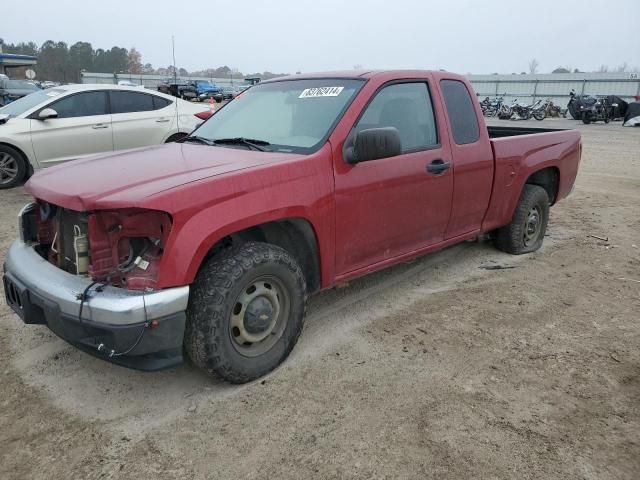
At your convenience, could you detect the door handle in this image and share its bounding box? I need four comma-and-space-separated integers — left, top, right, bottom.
155, 118, 170, 123
426, 159, 450, 175
92, 124, 109, 129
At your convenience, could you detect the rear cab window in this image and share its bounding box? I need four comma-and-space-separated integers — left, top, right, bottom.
440, 79, 480, 144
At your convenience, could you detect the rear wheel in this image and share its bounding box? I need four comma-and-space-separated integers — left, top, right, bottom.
533, 110, 546, 121
185, 242, 307, 383
0, 145, 27, 190
495, 185, 549, 255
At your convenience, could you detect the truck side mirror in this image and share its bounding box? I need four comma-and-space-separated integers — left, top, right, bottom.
38, 108, 58, 120
345, 127, 402, 164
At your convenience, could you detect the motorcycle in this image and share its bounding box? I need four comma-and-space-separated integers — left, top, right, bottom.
567, 89, 580, 119
580, 96, 611, 124
512, 99, 544, 120
481, 95, 505, 117
543, 99, 565, 118
530, 99, 546, 121
498, 99, 516, 119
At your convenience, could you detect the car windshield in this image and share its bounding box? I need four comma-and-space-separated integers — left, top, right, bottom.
196, 81, 213, 87
193, 78, 365, 153
0, 89, 64, 116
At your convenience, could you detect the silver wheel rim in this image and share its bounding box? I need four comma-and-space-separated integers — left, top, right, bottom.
0, 152, 19, 185
229, 275, 290, 357
523, 206, 542, 247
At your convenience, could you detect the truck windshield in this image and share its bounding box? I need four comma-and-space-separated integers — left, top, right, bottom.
193, 78, 365, 153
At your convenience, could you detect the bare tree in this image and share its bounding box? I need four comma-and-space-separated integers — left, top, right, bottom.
598, 65, 609, 72
528, 58, 539, 74
615, 62, 630, 73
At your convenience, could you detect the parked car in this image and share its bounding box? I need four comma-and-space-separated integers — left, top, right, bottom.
0, 78, 41, 106
3, 70, 581, 383
39, 80, 60, 89
190, 80, 224, 102
157, 80, 197, 100
221, 86, 238, 100
117, 80, 143, 88
0, 84, 212, 188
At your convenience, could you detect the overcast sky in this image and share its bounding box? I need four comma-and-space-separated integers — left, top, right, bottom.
3, 0, 639, 74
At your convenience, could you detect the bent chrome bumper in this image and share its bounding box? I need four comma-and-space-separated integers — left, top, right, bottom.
3, 240, 190, 370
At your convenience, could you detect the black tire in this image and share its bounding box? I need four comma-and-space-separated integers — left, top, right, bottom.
495, 185, 549, 255
582, 112, 591, 124
0, 144, 28, 190
533, 110, 546, 121
185, 241, 307, 383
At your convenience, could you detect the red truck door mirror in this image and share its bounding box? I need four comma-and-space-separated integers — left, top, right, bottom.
345, 127, 402, 164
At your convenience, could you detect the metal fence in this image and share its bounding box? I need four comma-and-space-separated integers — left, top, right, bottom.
80, 71, 246, 89
467, 72, 640, 106
81, 71, 640, 107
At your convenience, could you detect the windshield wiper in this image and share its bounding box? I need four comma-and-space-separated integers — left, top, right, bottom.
181, 135, 215, 146
212, 137, 270, 152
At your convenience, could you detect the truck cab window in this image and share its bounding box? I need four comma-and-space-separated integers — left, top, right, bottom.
440, 79, 480, 145
355, 82, 438, 152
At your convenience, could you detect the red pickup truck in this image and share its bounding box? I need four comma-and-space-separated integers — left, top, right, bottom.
3, 70, 581, 383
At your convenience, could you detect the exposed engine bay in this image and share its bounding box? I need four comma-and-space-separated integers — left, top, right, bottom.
21, 201, 171, 290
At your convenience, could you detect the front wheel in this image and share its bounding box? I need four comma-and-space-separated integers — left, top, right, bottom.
495, 185, 549, 254
185, 242, 307, 383
582, 112, 592, 124
0, 145, 28, 190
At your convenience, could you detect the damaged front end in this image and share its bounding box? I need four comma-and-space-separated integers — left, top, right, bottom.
21, 201, 172, 290
6, 201, 189, 370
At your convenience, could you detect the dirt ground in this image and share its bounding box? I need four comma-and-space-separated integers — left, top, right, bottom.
1, 118, 638, 480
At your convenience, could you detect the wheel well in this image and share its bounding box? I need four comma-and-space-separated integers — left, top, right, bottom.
165, 133, 188, 143
525, 167, 559, 204
206, 218, 321, 293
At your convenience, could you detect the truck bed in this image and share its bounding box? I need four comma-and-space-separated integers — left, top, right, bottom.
487, 125, 565, 138
481, 126, 581, 233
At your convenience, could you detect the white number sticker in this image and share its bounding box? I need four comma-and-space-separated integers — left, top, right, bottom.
299, 86, 344, 98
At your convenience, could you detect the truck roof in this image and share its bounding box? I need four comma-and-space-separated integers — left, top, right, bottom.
263, 69, 464, 83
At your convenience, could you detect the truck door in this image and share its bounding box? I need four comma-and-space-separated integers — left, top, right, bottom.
438, 79, 494, 239
333, 81, 454, 275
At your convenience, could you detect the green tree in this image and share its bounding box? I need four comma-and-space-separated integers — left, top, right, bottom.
68, 42, 94, 82
38, 41, 70, 82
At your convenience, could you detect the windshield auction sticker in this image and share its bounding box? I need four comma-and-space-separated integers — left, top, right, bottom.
299, 86, 344, 98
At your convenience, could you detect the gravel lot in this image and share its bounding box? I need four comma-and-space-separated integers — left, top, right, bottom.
1, 118, 638, 479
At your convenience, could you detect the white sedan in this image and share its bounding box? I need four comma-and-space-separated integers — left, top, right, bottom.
0, 84, 214, 188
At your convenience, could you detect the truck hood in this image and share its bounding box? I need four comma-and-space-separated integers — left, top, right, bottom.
26, 143, 302, 212
197, 86, 222, 93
